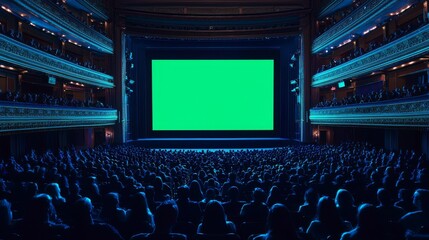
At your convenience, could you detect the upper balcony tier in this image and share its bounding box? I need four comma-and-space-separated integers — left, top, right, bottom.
0, 101, 118, 133
310, 94, 429, 127
3, 0, 113, 54
318, 0, 353, 18
68, 0, 109, 21
312, 22, 429, 87
0, 34, 114, 88
312, 0, 417, 54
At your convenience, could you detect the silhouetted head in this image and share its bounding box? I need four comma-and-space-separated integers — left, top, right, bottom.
27, 194, 54, 223
228, 186, 239, 202
103, 192, 120, 211
72, 197, 93, 226
304, 188, 318, 206
413, 189, 429, 212
177, 185, 190, 200
253, 188, 266, 203
377, 188, 392, 206
356, 203, 379, 232
45, 183, 62, 200
267, 204, 297, 238
335, 189, 355, 208
154, 200, 179, 233
201, 200, 228, 234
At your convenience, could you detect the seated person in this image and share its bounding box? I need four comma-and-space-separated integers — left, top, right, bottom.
400, 189, 429, 236
65, 197, 124, 240
341, 204, 383, 240
240, 188, 269, 223
131, 200, 187, 240
306, 196, 352, 240
251, 203, 299, 240
198, 200, 236, 234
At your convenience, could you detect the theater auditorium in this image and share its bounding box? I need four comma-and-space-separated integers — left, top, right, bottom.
0, 0, 428, 239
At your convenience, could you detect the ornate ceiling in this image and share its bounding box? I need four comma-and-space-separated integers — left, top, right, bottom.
114, 0, 312, 39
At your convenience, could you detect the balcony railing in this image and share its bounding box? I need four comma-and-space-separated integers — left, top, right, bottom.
318, 0, 353, 18
75, 0, 109, 21
310, 95, 429, 127
312, 0, 414, 54
0, 34, 114, 88
312, 23, 429, 87
10, 0, 113, 53
0, 101, 118, 133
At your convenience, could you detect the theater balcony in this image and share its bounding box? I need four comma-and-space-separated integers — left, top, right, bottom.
2, 0, 113, 54
309, 94, 429, 127
68, 0, 109, 21
312, 21, 429, 88
0, 34, 114, 88
0, 101, 118, 133
318, 0, 353, 18
313, 0, 417, 54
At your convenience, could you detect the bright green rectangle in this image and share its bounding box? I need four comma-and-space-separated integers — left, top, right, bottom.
152, 59, 274, 130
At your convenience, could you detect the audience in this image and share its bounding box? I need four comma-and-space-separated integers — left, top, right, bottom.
0, 143, 427, 240
316, 82, 429, 108
0, 90, 109, 108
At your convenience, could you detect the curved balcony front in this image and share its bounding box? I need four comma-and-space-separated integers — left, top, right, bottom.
318, 0, 353, 18
0, 101, 118, 133
312, 23, 429, 88
310, 95, 429, 127
312, 0, 416, 54
71, 0, 109, 21
0, 34, 114, 88
5, 0, 113, 53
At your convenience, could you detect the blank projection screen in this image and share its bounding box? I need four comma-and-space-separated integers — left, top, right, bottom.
152, 59, 274, 131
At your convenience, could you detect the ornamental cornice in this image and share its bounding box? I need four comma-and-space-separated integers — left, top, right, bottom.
309, 96, 429, 127
312, 23, 429, 87
313, 0, 395, 54
0, 34, 114, 88
0, 102, 118, 133
12, 0, 112, 53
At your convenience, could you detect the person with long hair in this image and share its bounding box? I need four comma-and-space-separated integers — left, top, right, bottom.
125, 192, 155, 239
252, 203, 299, 240
306, 196, 352, 240
340, 204, 383, 240
197, 200, 236, 234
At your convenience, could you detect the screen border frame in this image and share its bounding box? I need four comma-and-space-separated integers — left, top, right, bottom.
143, 48, 281, 138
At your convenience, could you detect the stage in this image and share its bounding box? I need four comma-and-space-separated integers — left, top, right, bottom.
128, 138, 299, 149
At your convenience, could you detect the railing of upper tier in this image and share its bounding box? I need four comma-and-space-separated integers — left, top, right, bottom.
312, 23, 429, 87
75, 0, 109, 21
0, 34, 114, 88
310, 94, 429, 127
313, 0, 401, 54
10, 0, 113, 53
0, 101, 118, 133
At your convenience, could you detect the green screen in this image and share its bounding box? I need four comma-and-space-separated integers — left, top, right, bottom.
152, 59, 274, 131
